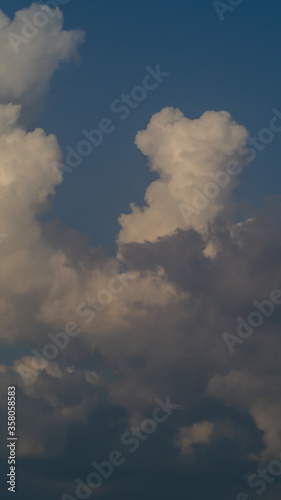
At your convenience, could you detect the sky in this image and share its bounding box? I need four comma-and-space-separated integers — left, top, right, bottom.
1, 1, 281, 499
2, 0, 281, 252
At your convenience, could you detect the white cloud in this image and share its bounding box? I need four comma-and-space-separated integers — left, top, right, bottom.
0, 4, 84, 341
0, 3, 84, 106
118, 107, 249, 245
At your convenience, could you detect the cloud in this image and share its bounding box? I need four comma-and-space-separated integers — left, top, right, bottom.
118, 107, 249, 245
0, 4, 86, 343
176, 421, 214, 454
0, 101, 67, 341
0, 3, 84, 107
208, 370, 281, 460
1, 98, 280, 481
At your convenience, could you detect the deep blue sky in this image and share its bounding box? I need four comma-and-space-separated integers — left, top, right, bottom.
2, 0, 281, 253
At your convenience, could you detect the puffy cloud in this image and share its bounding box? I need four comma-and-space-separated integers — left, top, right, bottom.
118, 107, 249, 245
0, 4, 86, 343
0, 3, 84, 107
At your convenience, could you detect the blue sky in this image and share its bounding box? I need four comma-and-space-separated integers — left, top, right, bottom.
2, 0, 281, 252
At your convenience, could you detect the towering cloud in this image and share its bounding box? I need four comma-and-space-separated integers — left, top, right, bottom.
118, 107, 248, 244
0, 4, 86, 342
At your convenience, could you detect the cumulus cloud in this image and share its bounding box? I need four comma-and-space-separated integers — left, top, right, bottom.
0, 101, 67, 341
118, 107, 249, 245
0, 3, 84, 107
0, 4, 86, 343
1, 98, 281, 472
1, 105, 280, 478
